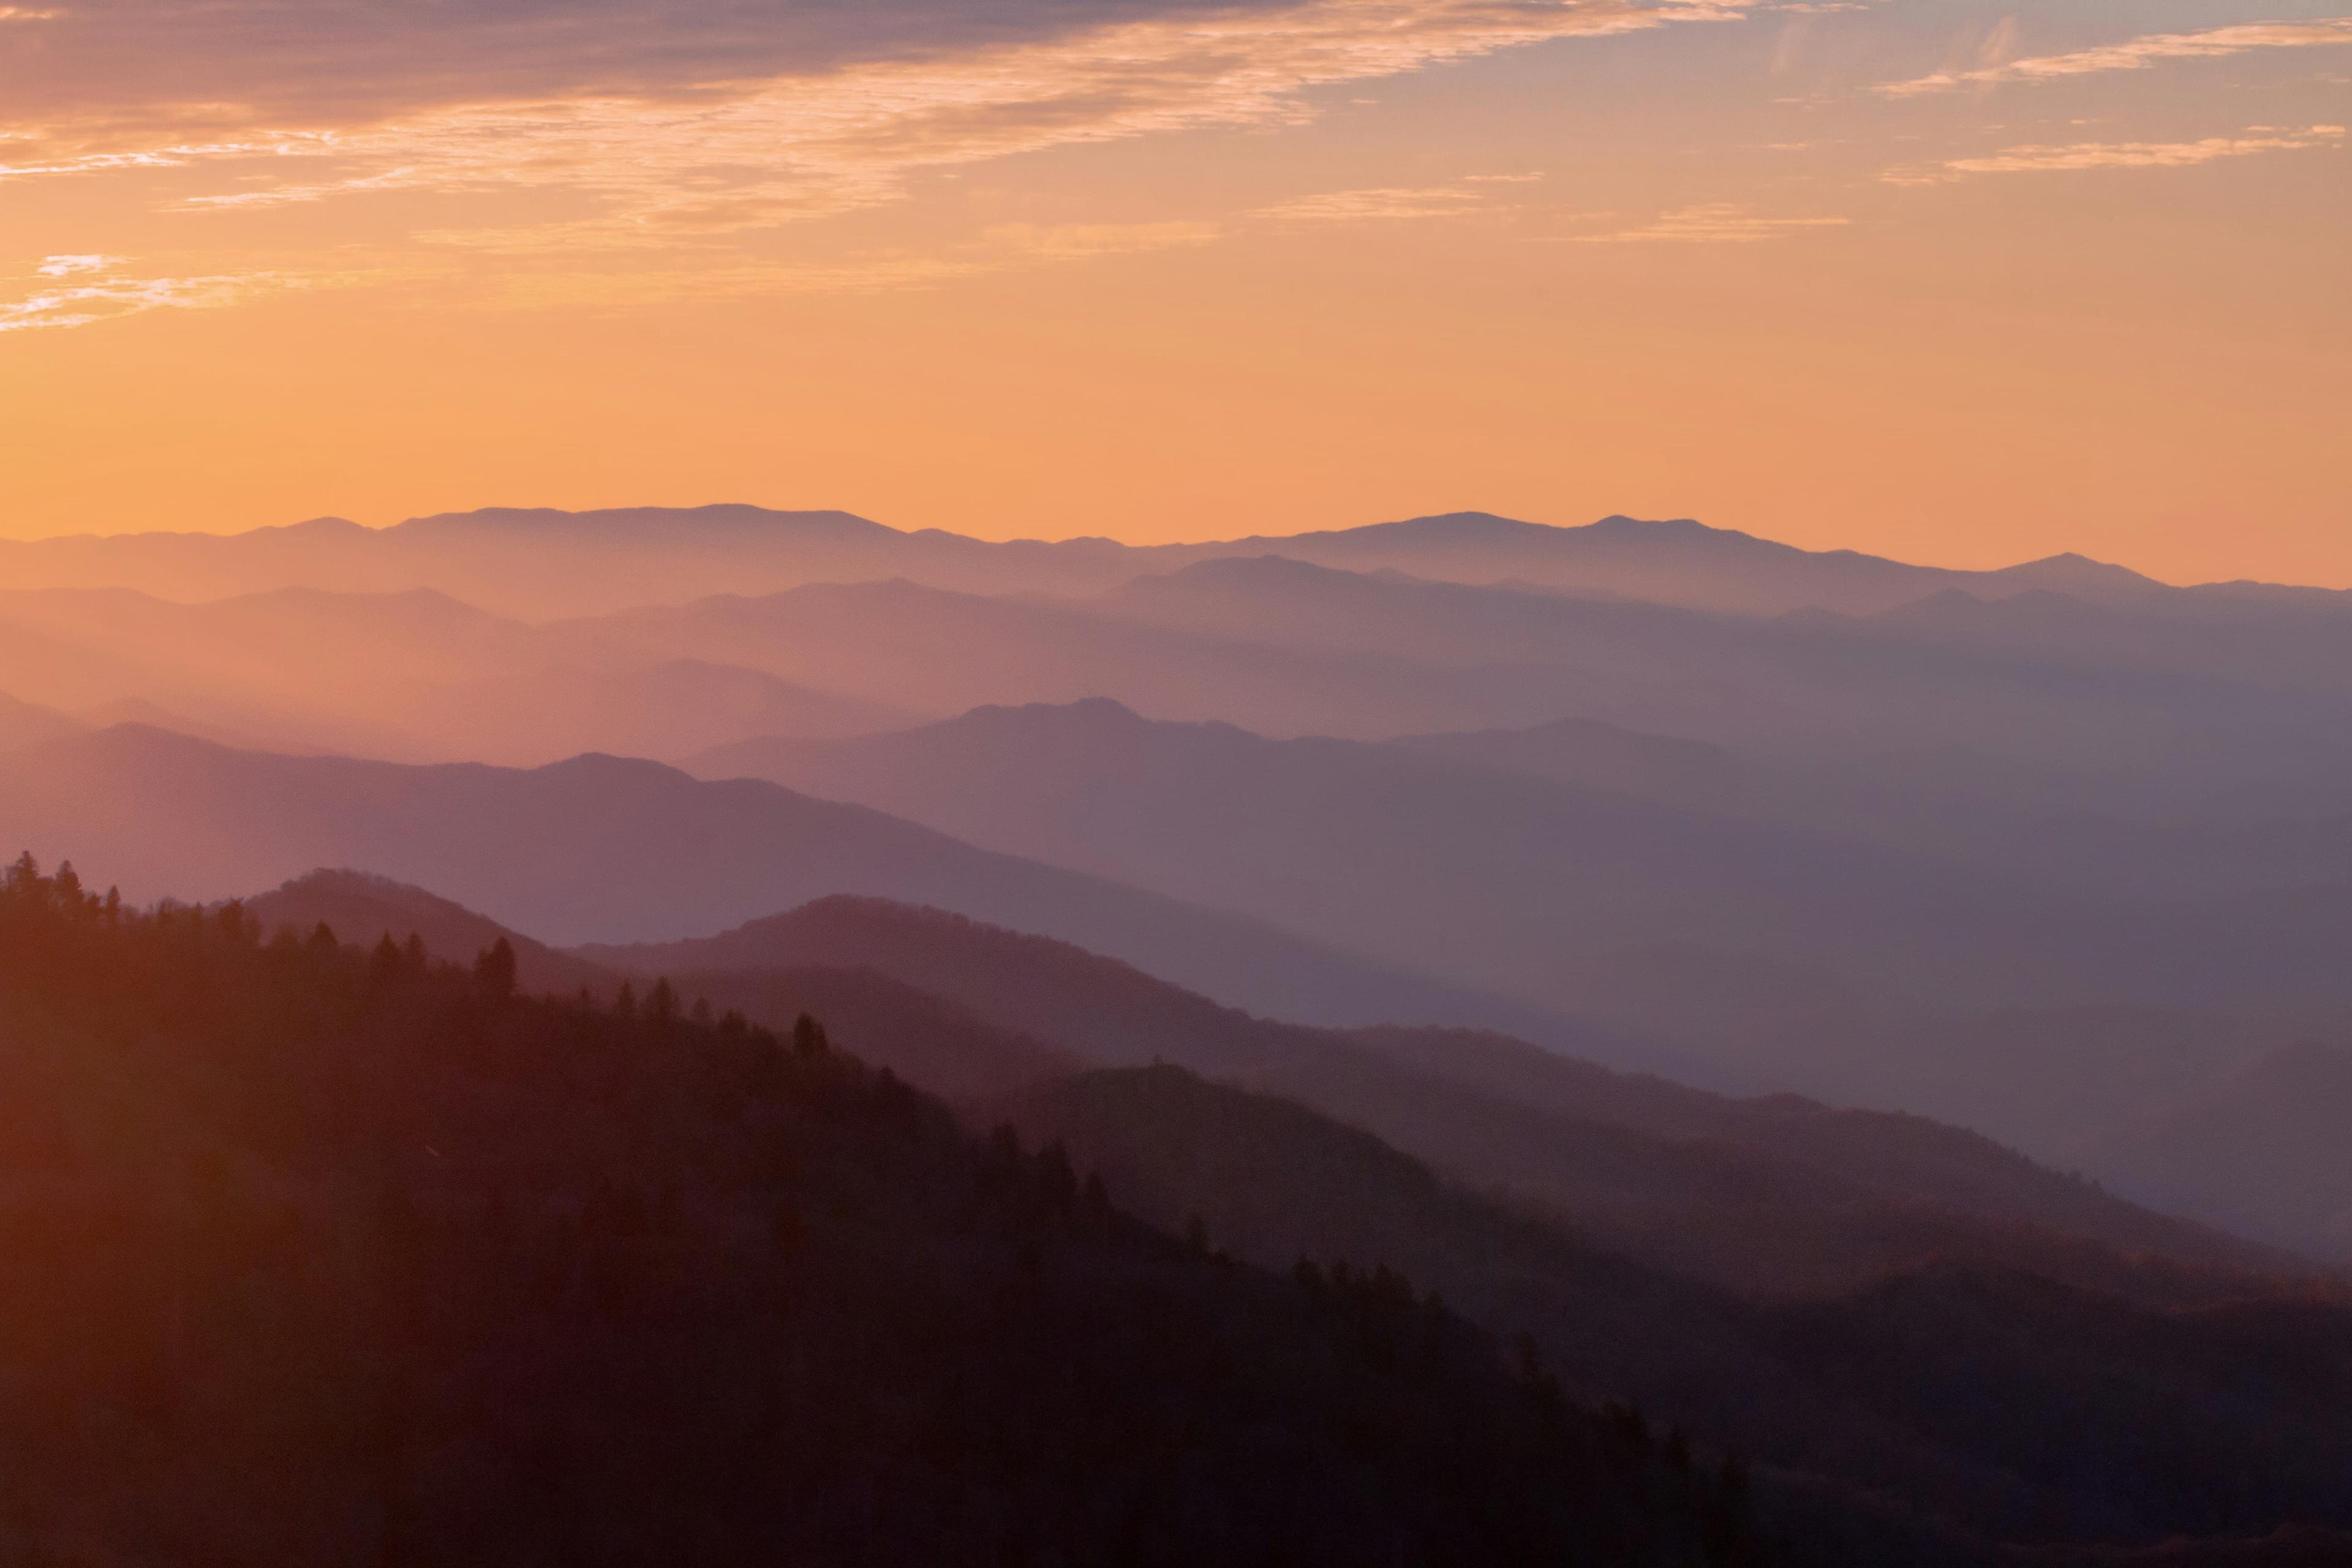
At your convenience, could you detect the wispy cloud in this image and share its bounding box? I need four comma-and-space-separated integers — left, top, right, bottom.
1562, 203, 1851, 243
36, 254, 121, 277
1, 0, 1743, 257
0, 265, 306, 333
967, 221, 1224, 263
1255, 175, 1538, 223
1878, 17, 2352, 96
461, 220, 1229, 310
1887, 124, 2345, 181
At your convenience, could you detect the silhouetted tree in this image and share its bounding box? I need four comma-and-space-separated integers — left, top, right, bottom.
473, 938, 518, 1003
792, 1012, 828, 1058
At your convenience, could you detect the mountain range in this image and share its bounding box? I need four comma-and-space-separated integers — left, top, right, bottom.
0, 723, 1605, 1049
8, 704, 2350, 1256
9, 854, 1812, 1567
200, 866, 2352, 1547
12, 513, 2352, 802
12, 504, 2345, 622
685, 697, 2352, 1022
9, 496, 2352, 1560
235, 867, 2317, 1294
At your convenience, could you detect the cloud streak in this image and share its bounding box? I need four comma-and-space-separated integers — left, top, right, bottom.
1562, 203, 1851, 242
2, 0, 1743, 255
1879, 17, 2352, 96
0, 265, 308, 333
1255, 175, 1539, 222
466, 219, 1229, 310
0, 0, 1306, 132
1886, 124, 2345, 182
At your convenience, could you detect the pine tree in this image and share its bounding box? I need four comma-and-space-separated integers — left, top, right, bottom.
473, 938, 518, 1003
792, 1012, 828, 1058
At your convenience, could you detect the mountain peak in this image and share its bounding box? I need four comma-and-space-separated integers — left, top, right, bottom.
1989, 551, 2168, 597
1275, 511, 1545, 546
1394, 510, 1542, 532
1583, 514, 1729, 537
394, 504, 897, 540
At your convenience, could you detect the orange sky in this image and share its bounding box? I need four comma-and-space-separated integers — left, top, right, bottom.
1, 0, 2346, 584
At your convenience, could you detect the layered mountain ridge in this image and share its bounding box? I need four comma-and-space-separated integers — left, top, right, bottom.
4, 503, 2305, 620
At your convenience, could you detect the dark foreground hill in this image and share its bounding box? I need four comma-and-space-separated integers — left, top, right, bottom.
202, 869, 2352, 1557
246, 868, 611, 997
998, 1067, 2352, 1548
248, 873, 1085, 1102
0, 853, 1830, 1567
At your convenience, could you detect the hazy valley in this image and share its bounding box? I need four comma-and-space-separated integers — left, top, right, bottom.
6, 504, 2352, 1562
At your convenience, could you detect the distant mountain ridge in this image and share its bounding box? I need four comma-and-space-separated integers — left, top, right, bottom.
15, 543, 2352, 783
3, 503, 2307, 620
0, 583, 916, 766
585, 891, 2305, 1300
0, 723, 1611, 1052
214, 867, 2352, 1546
683, 696, 2352, 1028
234, 869, 2316, 1298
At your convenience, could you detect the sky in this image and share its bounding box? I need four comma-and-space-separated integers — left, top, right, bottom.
0, 0, 2346, 584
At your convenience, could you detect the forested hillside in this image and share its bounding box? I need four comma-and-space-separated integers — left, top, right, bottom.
0, 853, 1800, 1567
998, 1066, 2352, 1547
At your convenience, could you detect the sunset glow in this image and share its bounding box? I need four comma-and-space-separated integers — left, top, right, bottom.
2, 0, 2345, 582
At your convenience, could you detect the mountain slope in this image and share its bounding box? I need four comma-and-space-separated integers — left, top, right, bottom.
1169, 512, 1977, 615
997, 1065, 2352, 1545
591, 894, 2303, 1300
2091, 1042, 2352, 1261
556, 576, 1542, 741
149, 864, 2352, 1551
0, 855, 1796, 1567
0, 585, 913, 765
243, 868, 611, 995
0, 693, 81, 756
14, 530, 2351, 786
247, 870, 1082, 1100
684, 700, 2100, 1022
685, 698, 2352, 1030
1082, 556, 2352, 781
0, 725, 1590, 1044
